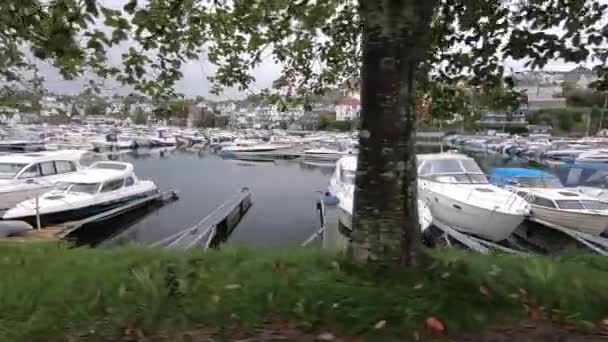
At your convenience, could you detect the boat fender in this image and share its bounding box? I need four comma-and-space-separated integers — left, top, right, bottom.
322, 192, 340, 206
0, 221, 33, 237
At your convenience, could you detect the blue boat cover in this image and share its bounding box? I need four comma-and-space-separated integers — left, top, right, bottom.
488, 167, 555, 186
488, 167, 553, 179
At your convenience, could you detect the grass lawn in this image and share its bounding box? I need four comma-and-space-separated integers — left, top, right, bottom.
1, 242, 607, 341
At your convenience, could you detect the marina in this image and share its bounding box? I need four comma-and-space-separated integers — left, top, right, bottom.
4, 122, 608, 255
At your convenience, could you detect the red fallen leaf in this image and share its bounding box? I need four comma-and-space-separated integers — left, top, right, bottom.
479, 286, 491, 297
527, 306, 542, 321
426, 316, 445, 332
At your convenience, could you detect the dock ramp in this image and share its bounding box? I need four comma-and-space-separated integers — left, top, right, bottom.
152, 188, 252, 250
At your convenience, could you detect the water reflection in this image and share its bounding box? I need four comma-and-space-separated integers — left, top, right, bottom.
72, 149, 331, 247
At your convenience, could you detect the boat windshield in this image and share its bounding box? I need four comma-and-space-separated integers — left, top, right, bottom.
0, 163, 26, 179
419, 159, 484, 175
67, 183, 100, 194
428, 173, 489, 184
513, 176, 563, 188
419, 159, 488, 184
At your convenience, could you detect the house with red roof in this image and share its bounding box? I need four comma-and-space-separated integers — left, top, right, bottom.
335, 96, 361, 121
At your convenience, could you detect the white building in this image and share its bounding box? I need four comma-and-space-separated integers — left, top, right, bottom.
40, 96, 69, 117
335, 96, 361, 121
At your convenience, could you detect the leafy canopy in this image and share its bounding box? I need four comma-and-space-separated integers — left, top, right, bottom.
1, 0, 607, 98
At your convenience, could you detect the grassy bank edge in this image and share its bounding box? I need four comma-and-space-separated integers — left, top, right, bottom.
0, 242, 607, 341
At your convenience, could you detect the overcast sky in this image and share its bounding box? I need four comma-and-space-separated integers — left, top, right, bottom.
36, 0, 590, 99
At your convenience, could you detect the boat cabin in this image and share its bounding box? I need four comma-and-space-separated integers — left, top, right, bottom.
0, 150, 88, 183
51, 162, 138, 195
417, 153, 488, 184
513, 188, 608, 211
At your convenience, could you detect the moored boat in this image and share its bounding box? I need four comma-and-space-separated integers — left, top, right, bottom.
489, 167, 608, 236
417, 153, 530, 241
3, 161, 158, 226
0, 150, 92, 212
328, 156, 432, 232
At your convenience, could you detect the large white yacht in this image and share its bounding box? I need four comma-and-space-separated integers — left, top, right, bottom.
3, 161, 158, 226
417, 153, 530, 242
328, 156, 432, 232
0, 150, 91, 212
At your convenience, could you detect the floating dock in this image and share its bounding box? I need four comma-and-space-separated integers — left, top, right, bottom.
152, 188, 252, 250
0, 189, 179, 243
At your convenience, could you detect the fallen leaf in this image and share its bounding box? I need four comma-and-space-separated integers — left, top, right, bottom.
479, 286, 491, 297
274, 260, 286, 273
374, 320, 386, 329
426, 316, 445, 332
225, 284, 241, 290
413, 283, 424, 290
527, 306, 542, 321
441, 272, 450, 279
211, 294, 220, 303
317, 332, 335, 341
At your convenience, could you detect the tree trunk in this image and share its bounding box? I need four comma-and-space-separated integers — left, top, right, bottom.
351, 0, 436, 267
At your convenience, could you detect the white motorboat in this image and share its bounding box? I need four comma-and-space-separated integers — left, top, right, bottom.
302, 147, 351, 161
489, 167, 608, 236
0, 150, 91, 212
92, 134, 137, 150
543, 148, 588, 162
3, 161, 158, 226
176, 130, 205, 145
417, 153, 530, 242
220, 143, 292, 155
575, 149, 608, 163
328, 156, 432, 232
150, 129, 178, 147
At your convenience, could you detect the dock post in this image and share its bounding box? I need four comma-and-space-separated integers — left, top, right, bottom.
35, 195, 41, 231
321, 195, 348, 252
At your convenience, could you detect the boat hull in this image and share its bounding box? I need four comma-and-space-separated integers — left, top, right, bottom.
421, 188, 524, 241
4, 189, 158, 227
531, 206, 608, 236
0, 187, 52, 212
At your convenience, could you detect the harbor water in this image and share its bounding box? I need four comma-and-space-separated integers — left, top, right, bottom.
73, 146, 535, 248
76, 148, 334, 247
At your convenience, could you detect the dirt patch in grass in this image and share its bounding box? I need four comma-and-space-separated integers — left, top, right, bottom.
447, 321, 608, 342
74, 321, 608, 341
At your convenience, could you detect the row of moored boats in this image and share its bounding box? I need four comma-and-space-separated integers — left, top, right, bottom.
0, 150, 159, 227
328, 153, 608, 250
